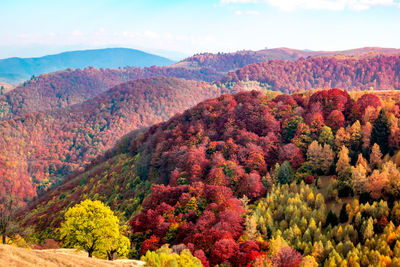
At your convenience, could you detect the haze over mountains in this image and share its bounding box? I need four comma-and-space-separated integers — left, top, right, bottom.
0, 48, 175, 84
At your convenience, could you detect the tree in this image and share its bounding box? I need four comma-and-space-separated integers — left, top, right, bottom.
370, 143, 383, 169
326, 110, 345, 132
60, 199, 129, 258
277, 161, 294, 184
339, 203, 349, 223
361, 217, 374, 241
350, 120, 362, 151
326, 210, 338, 227
273, 246, 303, 267
141, 245, 203, 267
319, 126, 334, 146
371, 109, 390, 155
104, 229, 130, 260
321, 144, 335, 174
351, 164, 367, 195
362, 122, 372, 150
367, 170, 388, 199
336, 145, 350, 176
283, 116, 304, 142
307, 141, 322, 172
0, 195, 21, 244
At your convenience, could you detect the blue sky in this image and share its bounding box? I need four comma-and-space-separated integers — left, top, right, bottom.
0, 0, 399, 59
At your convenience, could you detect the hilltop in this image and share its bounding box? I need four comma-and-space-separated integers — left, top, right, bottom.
0, 244, 144, 267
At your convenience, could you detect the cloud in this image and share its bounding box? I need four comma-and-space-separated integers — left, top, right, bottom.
221, 0, 399, 10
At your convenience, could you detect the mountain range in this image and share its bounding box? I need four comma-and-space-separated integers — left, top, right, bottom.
0, 48, 175, 84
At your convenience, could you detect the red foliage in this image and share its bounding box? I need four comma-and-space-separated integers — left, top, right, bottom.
326, 110, 346, 132
273, 246, 303, 267
0, 77, 225, 199
305, 175, 315, 184
357, 94, 383, 115
221, 55, 400, 92
278, 143, 304, 169
140, 235, 161, 256
211, 238, 240, 264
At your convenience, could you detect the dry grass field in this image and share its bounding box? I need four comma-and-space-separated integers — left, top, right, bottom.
0, 244, 145, 267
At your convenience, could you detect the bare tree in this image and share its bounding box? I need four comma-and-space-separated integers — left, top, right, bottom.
0, 194, 20, 244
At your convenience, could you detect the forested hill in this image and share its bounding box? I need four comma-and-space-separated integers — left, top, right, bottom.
175, 47, 400, 74
0, 77, 226, 200
2, 48, 400, 121
219, 54, 400, 92
23, 88, 400, 266
0, 48, 174, 84
0, 65, 222, 120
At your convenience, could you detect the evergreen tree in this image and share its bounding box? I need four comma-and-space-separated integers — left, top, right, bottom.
339, 203, 349, 223
277, 161, 294, 184
371, 109, 390, 155
326, 210, 338, 227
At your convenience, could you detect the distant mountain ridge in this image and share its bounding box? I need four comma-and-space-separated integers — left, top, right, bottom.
0, 48, 175, 84
175, 46, 400, 73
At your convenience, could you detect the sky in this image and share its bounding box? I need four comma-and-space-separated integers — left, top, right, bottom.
0, 0, 399, 59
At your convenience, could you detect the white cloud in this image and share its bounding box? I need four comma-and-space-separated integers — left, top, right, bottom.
221, 0, 399, 10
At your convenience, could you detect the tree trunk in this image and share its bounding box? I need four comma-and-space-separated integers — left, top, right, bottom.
2, 235, 5, 244
107, 251, 112, 261
88, 250, 93, 258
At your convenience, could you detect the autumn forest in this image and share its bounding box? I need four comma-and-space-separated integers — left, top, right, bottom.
2, 45, 400, 267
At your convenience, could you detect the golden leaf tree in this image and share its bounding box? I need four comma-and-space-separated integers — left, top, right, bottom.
60, 199, 130, 259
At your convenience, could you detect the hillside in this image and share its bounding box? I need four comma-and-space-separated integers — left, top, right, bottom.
0, 48, 174, 84
0, 82, 14, 94
0, 77, 227, 199
23, 88, 400, 266
0, 64, 225, 120
2, 48, 400, 121
220, 54, 400, 92
0, 244, 144, 267
175, 47, 400, 73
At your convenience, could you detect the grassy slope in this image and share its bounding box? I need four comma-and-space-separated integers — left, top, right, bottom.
0, 244, 144, 267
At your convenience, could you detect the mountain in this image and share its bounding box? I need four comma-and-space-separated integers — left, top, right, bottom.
3, 47, 399, 121
174, 47, 400, 74
0, 65, 223, 120
0, 48, 175, 84
23, 88, 400, 266
0, 77, 227, 199
220, 54, 400, 92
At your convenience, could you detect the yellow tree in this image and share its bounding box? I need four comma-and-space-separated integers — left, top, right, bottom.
307, 140, 322, 172
60, 199, 129, 258
321, 144, 335, 174
334, 127, 350, 150
336, 145, 350, 176
351, 164, 367, 195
